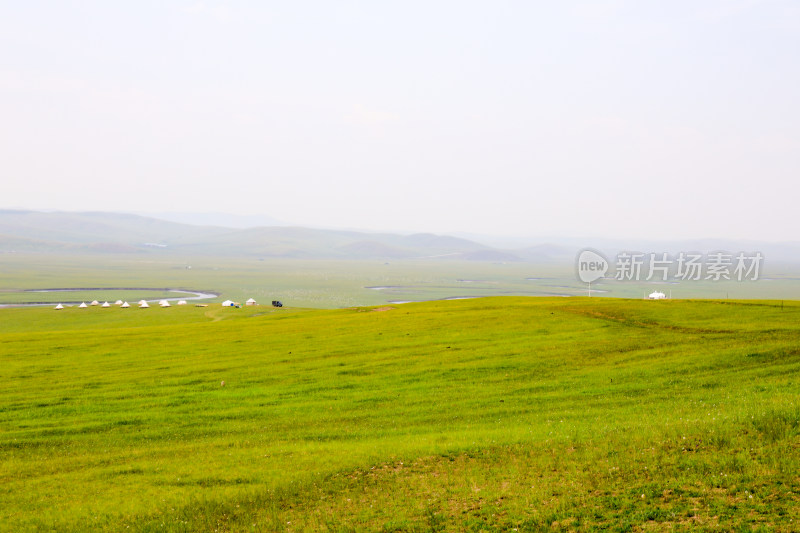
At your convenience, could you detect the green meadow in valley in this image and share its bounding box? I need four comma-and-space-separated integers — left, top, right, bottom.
2, 296, 799, 531
4, 253, 800, 311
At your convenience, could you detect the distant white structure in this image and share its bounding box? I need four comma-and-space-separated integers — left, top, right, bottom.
648, 291, 667, 300
246, 298, 257, 306
90, 300, 99, 306
222, 300, 235, 307
102, 301, 111, 307
159, 300, 171, 307
139, 301, 149, 308
177, 300, 187, 305
121, 301, 130, 308
115, 300, 124, 305
79, 302, 88, 308
54, 303, 64, 310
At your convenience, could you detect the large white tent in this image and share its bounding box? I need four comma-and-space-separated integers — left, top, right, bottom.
121, 301, 130, 308
139, 301, 149, 308
246, 298, 257, 306
78, 302, 88, 308
54, 303, 64, 310
222, 300, 235, 307
101, 301, 111, 307
159, 300, 170, 307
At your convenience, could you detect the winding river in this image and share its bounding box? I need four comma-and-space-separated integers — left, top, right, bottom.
0, 288, 219, 308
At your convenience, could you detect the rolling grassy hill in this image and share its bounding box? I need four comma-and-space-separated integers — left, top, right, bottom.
2, 297, 799, 531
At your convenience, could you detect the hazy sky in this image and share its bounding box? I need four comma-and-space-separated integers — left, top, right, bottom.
2, 1, 799, 240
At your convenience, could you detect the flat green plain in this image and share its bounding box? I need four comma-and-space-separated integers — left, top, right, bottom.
2, 295, 799, 531
4, 253, 800, 309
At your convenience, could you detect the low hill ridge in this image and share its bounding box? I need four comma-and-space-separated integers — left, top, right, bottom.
0, 210, 518, 260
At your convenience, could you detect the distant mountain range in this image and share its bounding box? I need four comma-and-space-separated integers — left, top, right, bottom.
0, 210, 574, 261
141, 211, 286, 229
2, 210, 798, 263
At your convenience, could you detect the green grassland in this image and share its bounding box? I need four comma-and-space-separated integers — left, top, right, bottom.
3, 253, 800, 309
2, 296, 799, 531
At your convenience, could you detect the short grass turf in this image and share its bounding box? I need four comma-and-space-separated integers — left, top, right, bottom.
1, 297, 799, 531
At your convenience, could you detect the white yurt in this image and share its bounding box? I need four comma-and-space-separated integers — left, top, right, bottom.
54, 303, 64, 310
101, 301, 111, 307
246, 298, 257, 306
115, 300, 124, 305
90, 300, 99, 306
159, 300, 171, 307
138, 299, 147, 306
648, 291, 667, 300
79, 302, 88, 308
221, 300, 235, 307
121, 301, 130, 308
139, 301, 149, 308
177, 300, 187, 305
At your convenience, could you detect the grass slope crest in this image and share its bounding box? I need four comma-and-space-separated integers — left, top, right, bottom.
1, 296, 799, 530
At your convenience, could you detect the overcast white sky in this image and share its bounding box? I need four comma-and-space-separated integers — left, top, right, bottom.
2, 1, 799, 240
